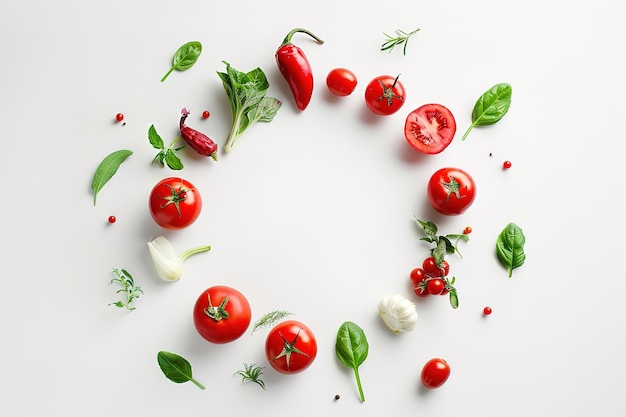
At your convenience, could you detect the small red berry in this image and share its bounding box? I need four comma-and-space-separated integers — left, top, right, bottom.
483, 306, 492, 315
115, 113, 124, 122
503, 160, 512, 169
463, 226, 472, 234
201, 110, 210, 119
108, 215, 117, 224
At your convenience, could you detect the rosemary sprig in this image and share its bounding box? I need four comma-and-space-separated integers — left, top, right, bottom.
109, 268, 143, 311
381, 28, 421, 55
251, 310, 293, 334
234, 363, 266, 389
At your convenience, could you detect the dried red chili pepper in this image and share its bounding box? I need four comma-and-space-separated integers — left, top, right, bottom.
275, 28, 324, 111
179, 108, 218, 161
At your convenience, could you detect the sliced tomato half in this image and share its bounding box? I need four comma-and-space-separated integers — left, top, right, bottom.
404, 104, 457, 154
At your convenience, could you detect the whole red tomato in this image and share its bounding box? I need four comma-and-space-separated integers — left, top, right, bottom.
421, 358, 451, 388
427, 167, 476, 215
265, 320, 317, 374
149, 177, 202, 229
364, 74, 405, 115
193, 286, 251, 344
326, 68, 358, 96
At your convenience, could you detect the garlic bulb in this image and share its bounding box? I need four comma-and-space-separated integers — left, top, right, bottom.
147, 236, 211, 282
378, 294, 418, 334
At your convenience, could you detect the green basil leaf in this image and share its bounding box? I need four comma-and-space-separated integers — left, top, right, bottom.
414, 217, 438, 241
91, 149, 133, 205
148, 125, 164, 149
157, 351, 205, 390
160, 41, 202, 82
164, 149, 183, 170
461, 83, 512, 140
449, 290, 459, 309
496, 222, 526, 277
335, 321, 368, 402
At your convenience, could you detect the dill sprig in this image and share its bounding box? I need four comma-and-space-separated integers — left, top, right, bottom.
251, 310, 293, 334
109, 268, 143, 311
234, 363, 266, 389
381, 28, 421, 55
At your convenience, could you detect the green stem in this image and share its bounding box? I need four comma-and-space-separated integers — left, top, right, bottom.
161, 66, 175, 82
224, 111, 245, 152
460, 122, 477, 141
354, 367, 365, 402
282, 28, 324, 46
179, 245, 211, 262
190, 377, 206, 390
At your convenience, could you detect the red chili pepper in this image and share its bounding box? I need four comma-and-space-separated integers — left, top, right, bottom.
275, 28, 324, 111
179, 108, 218, 161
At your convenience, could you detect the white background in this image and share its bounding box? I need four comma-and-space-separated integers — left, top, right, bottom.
2, 0, 625, 415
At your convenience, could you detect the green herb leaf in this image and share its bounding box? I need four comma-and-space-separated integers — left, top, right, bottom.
496, 222, 526, 277
381, 28, 420, 55
157, 351, 205, 390
108, 268, 143, 311
461, 83, 512, 140
148, 125, 164, 149
251, 310, 293, 334
234, 363, 266, 389
161, 41, 202, 82
414, 217, 437, 242
335, 321, 368, 402
91, 150, 133, 205
217, 61, 282, 152
148, 125, 184, 170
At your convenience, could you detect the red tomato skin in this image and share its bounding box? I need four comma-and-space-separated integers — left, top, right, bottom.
364, 75, 406, 115
192, 286, 251, 344
149, 177, 202, 230
421, 358, 451, 388
326, 68, 358, 96
404, 104, 457, 154
427, 278, 445, 295
265, 320, 317, 374
427, 167, 476, 216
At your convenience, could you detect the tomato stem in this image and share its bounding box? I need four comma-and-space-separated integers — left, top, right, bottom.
204, 294, 230, 321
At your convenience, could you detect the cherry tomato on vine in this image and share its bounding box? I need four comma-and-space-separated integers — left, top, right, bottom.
421, 358, 451, 389
427, 167, 476, 216
404, 104, 456, 154
364, 74, 405, 115
463, 226, 472, 235
422, 257, 449, 277
326, 68, 358, 96
149, 177, 202, 229
193, 285, 251, 344
427, 278, 445, 295
410, 267, 426, 284
265, 320, 317, 374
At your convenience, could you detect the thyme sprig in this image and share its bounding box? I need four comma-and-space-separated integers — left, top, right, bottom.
381, 28, 421, 55
234, 363, 266, 389
109, 268, 143, 311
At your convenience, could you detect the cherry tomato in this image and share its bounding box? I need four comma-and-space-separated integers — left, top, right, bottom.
426, 278, 445, 295
149, 177, 202, 229
414, 283, 429, 297
115, 113, 124, 122
326, 68, 358, 96
427, 167, 476, 216
463, 226, 472, 234
503, 160, 512, 169
422, 257, 449, 277
421, 358, 451, 389
108, 215, 116, 224
409, 267, 426, 284
265, 320, 317, 374
364, 74, 405, 115
201, 110, 210, 119
483, 306, 492, 315
404, 104, 456, 154
193, 285, 251, 344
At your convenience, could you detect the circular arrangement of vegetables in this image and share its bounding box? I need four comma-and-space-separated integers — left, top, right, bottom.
94, 24, 527, 405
